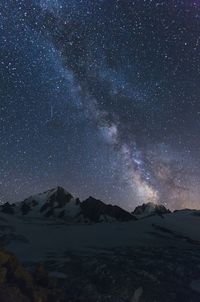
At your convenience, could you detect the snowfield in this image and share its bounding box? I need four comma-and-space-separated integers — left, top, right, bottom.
2, 209, 200, 263
0, 189, 200, 301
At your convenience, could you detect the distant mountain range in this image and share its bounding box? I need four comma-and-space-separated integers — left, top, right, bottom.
0, 186, 185, 224
0, 186, 138, 223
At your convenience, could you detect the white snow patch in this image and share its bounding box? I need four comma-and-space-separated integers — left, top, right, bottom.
131, 287, 143, 302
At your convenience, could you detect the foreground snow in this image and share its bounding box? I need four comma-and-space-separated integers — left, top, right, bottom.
0, 208, 200, 263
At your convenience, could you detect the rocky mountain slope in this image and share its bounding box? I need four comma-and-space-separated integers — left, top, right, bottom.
0, 187, 135, 223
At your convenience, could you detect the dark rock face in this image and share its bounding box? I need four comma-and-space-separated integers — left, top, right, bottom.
81, 197, 136, 223
48, 186, 73, 208
30, 200, 38, 207
21, 203, 31, 215
133, 202, 171, 217
75, 198, 80, 205
39, 187, 73, 214
58, 210, 65, 218
45, 208, 54, 218
40, 203, 50, 213
1, 203, 15, 215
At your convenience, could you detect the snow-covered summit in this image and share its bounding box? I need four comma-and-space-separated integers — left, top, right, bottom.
132, 202, 171, 218
23, 186, 73, 204
1, 187, 80, 219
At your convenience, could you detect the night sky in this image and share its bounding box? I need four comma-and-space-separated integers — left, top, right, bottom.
1, 0, 200, 210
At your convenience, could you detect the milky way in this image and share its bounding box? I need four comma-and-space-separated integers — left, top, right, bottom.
0, 0, 200, 210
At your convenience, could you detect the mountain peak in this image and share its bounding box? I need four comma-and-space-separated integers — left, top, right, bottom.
55, 186, 68, 193
133, 202, 170, 217
81, 196, 136, 223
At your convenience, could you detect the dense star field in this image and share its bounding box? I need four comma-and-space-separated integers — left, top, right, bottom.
0, 0, 200, 210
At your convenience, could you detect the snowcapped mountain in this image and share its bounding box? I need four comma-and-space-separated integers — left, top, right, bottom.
132, 202, 171, 218
1, 186, 81, 220
0, 187, 135, 223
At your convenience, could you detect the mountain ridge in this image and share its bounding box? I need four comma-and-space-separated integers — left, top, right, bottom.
0, 186, 136, 223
